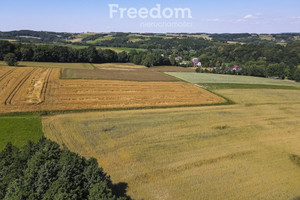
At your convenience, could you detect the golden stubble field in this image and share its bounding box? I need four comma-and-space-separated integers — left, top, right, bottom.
43, 89, 300, 200
0, 66, 226, 113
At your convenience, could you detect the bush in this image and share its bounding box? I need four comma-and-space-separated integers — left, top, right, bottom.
4, 53, 18, 66
294, 69, 300, 82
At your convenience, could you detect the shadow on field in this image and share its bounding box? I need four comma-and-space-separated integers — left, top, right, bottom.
113, 182, 132, 200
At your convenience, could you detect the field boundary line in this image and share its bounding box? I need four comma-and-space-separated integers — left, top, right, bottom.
194, 84, 235, 105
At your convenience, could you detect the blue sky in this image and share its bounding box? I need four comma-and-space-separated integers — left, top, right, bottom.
1, 0, 300, 33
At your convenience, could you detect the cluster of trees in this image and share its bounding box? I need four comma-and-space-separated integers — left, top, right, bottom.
0, 41, 128, 64
88, 36, 212, 51
0, 40, 175, 67
193, 41, 300, 81
0, 138, 129, 200
128, 50, 171, 67
199, 62, 300, 81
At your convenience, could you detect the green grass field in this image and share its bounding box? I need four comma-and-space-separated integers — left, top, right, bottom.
166, 72, 300, 87
0, 114, 43, 151
0, 61, 95, 69
199, 83, 300, 90
86, 36, 114, 44
259, 34, 275, 41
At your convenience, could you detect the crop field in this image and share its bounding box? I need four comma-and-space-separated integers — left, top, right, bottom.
167, 72, 300, 87
0, 113, 43, 151
260, 34, 275, 41
42, 88, 300, 200
61, 63, 181, 81
0, 66, 225, 113
0, 61, 94, 69
95, 63, 147, 69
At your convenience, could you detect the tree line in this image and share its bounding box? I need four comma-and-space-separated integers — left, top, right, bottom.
0, 40, 172, 67
1, 39, 300, 81
0, 41, 127, 63
0, 138, 130, 200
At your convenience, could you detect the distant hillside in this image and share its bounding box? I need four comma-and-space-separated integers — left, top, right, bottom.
0, 30, 76, 43
0, 30, 299, 46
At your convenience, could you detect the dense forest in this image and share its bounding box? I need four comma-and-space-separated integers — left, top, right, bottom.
0, 41, 126, 63
0, 138, 130, 200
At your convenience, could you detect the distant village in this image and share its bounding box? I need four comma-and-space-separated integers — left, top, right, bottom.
174, 56, 242, 74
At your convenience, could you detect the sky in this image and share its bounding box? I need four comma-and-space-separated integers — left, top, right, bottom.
0, 0, 300, 33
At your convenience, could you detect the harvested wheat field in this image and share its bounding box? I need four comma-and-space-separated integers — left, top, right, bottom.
43, 89, 300, 200
0, 66, 226, 113
0, 67, 57, 113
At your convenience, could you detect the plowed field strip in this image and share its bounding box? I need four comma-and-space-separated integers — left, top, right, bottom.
0, 69, 15, 82
4, 68, 37, 105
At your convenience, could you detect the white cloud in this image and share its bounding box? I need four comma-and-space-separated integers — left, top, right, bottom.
244, 14, 255, 19
206, 18, 220, 22
237, 13, 261, 23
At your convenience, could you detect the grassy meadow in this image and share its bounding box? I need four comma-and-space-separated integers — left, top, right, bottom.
42, 88, 300, 200
199, 83, 300, 90
0, 114, 43, 150
166, 72, 300, 87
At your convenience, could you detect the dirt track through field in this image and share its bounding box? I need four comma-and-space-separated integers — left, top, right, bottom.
4, 68, 37, 105
0, 67, 226, 113
0, 68, 15, 82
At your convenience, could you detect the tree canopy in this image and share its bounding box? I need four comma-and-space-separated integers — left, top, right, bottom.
0, 138, 130, 200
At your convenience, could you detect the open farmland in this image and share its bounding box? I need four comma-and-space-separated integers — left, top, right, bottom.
42, 88, 300, 200
167, 72, 300, 87
0, 66, 225, 113
61, 63, 182, 81
0, 61, 95, 69
0, 113, 43, 151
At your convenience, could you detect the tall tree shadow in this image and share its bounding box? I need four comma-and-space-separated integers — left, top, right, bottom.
112, 182, 132, 200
